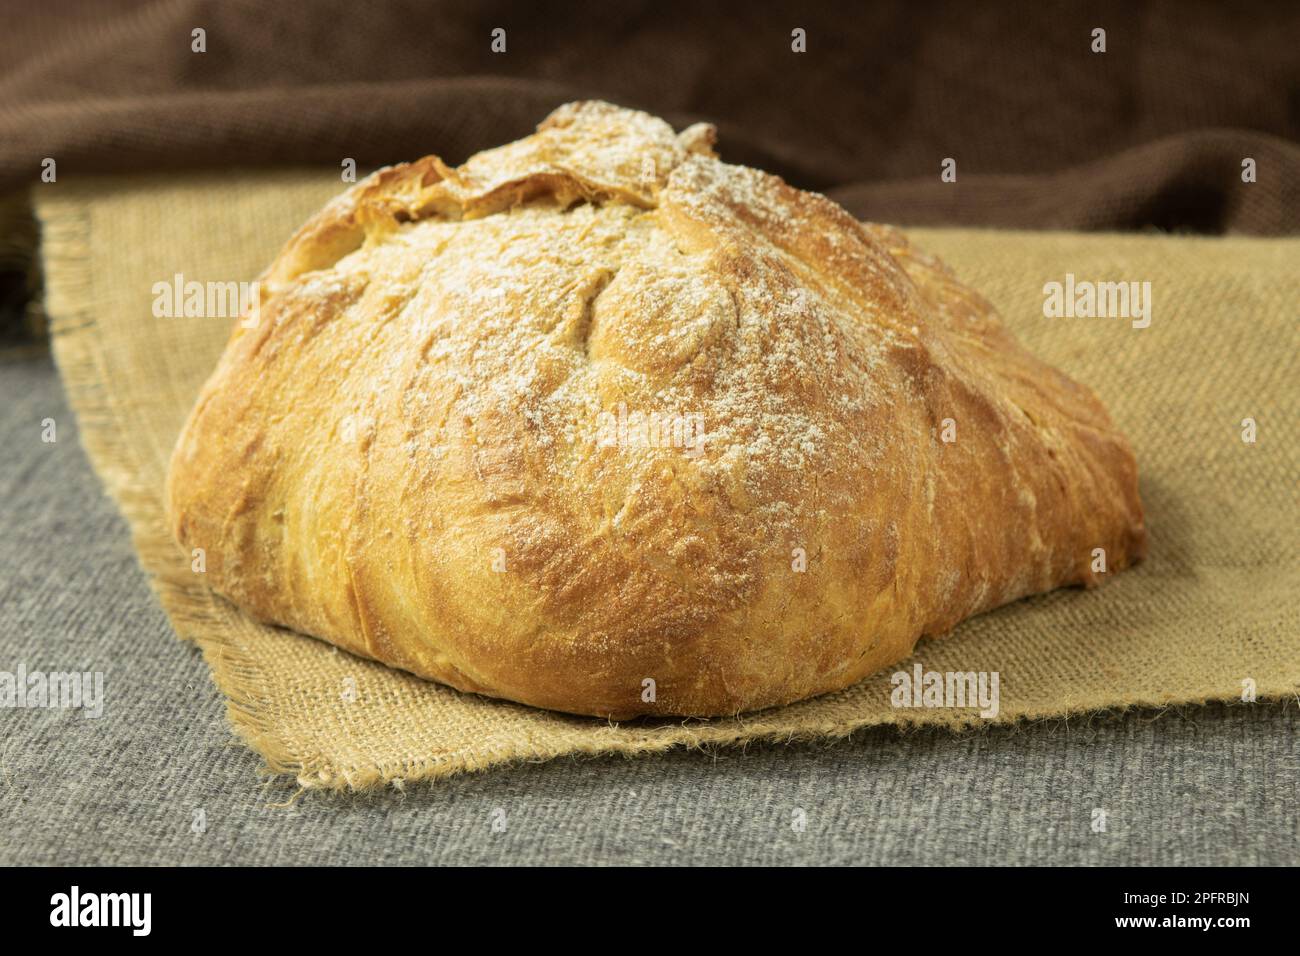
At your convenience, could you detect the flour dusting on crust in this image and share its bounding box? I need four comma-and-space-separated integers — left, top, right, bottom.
166, 101, 1147, 719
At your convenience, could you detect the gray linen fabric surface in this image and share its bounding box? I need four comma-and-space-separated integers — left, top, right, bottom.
1, 353, 1296, 866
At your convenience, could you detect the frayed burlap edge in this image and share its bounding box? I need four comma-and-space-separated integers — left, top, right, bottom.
275, 696, 1300, 794
35, 185, 1299, 792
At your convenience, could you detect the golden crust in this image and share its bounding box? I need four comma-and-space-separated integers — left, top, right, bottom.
165, 101, 1146, 719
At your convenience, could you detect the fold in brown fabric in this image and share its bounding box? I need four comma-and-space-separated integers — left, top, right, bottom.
2, 0, 1297, 235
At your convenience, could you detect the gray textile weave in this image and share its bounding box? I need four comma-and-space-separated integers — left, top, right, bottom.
1, 354, 1296, 866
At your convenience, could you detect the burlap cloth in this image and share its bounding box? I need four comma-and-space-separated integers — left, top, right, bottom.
34, 170, 1299, 789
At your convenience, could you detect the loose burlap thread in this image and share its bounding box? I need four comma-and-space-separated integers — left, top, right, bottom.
34, 170, 1299, 790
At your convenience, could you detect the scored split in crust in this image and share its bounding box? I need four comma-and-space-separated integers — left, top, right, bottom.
166, 101, 1146, 719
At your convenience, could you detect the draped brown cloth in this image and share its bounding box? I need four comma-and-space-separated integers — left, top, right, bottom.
2, 0, 1297, 234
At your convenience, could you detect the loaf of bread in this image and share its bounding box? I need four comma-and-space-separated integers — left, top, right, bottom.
166, 101, 1146, 719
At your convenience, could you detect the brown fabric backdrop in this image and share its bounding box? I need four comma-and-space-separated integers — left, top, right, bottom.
3, 0, 1297, 344
2, 0, 1297, 233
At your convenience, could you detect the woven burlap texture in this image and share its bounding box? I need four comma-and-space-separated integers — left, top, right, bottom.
34, 170, 1299, 790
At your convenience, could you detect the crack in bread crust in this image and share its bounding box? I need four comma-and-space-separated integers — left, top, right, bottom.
165, 101, 1146, 719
